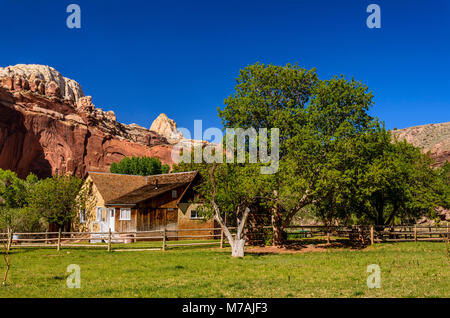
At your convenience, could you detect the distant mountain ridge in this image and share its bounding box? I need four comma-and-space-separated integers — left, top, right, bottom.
391, 121, 450, 167
0, 64, 448, 178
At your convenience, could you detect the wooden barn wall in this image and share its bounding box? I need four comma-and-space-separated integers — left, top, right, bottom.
106, 184, 215, 240
177, 203, 216, 239
114, 208, 138, 233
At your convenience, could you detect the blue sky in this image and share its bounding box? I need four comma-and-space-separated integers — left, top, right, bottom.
1, 0, 449, 133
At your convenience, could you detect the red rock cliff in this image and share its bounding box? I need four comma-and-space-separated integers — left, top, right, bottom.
0, 64, 174, 178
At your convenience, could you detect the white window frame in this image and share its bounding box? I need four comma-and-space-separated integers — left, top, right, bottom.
96, 207, 103, 222
190, 210, 203, 220
120, 208, 131, 221
79, 209, 86, 224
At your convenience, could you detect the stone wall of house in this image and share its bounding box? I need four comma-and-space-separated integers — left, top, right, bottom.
72, 176, 104, 232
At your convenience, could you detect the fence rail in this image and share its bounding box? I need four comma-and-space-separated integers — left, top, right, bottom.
285, 225, 450, 245
1, 225, 449, 252
0, 227, 234, 252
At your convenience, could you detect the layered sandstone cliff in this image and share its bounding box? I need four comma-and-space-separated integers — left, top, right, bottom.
0, 64, 173, 178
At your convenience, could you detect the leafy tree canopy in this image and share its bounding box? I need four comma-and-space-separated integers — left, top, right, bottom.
110, 156, 170, 176
27, 175, 85, 230
314, 126, 445, 225
217, 62, 377, 245
0, 170, 39, 231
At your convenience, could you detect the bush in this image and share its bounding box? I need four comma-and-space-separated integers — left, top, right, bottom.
110, 156, 170, 176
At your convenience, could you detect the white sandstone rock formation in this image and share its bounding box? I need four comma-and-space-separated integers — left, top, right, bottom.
150, 113, 184, 144
0, 64, 84, 101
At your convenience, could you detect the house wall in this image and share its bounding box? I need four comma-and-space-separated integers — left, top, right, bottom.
73, 178, 215, 241
114, 207, 138, 233
72, 176, 105, 233
178, 203, 216, 240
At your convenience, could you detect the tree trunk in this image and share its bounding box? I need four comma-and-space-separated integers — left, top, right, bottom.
2, 228, 11, 286
272, 206, 284, 247
212, 202, 250, 258
271, 189, 285, 247
231, 239, 246, 258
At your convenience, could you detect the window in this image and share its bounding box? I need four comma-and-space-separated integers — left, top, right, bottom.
172, 190, 177, 198
79, 210, 86, 224
190, 210, 203, 220
120, 208, 131, 221
96, 207, 103, 222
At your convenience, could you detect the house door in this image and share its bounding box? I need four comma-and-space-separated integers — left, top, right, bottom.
108, 208, 115, 232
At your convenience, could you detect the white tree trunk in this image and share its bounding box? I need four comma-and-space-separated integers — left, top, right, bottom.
212, 203, 250, 258
231, 238, 246, 258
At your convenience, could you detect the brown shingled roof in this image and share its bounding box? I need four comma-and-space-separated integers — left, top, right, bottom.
106, 171, 198, 205
106, 183, 185, 205
88, 172, 147, 203
88, 171, 199, 205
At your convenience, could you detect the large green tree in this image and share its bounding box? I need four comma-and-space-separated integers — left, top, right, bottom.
218, 63, 376, 245
27, 175, 85, 231
0, 169, 39, 231
110, 156, 170, 176
0, 169, 39, 286
318, 127, 444, 225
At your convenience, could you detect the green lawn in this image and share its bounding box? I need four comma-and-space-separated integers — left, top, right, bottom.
0, 242, 449, 298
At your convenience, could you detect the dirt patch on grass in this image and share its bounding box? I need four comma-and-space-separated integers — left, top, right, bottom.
245, 241, 357, 254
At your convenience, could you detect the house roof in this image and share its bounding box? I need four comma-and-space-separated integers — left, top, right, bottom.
88, 172, 147, 203
106, 182, 185, 205
88, 171, 199, 206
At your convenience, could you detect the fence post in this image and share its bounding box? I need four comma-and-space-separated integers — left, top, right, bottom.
107, 229, 112, 252
370, 226, 374, 245
45, 229, 48, 244
57, 228, 61, 251
162, 228, 166, 251
414, 225, 417, 242
326, 231, 330, 245
6, 228, 11, 251
220, 228, 224, 248
446, 225, 449, 243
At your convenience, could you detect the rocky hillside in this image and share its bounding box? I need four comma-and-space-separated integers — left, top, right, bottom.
391, 122, 450, 167
1, 64, 448, 179
0, 64, 174, 178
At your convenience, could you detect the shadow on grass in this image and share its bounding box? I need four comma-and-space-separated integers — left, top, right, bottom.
245, 238, 364, 256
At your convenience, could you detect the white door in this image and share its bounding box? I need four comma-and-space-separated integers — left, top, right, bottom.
108, 208, 115, 232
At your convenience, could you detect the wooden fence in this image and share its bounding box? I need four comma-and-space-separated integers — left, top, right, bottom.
0, 227, 235, 252
285, 225, 450, 245
1, 225, 448, 252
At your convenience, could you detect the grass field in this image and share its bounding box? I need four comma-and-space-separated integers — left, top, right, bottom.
0, 242, 449, 298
